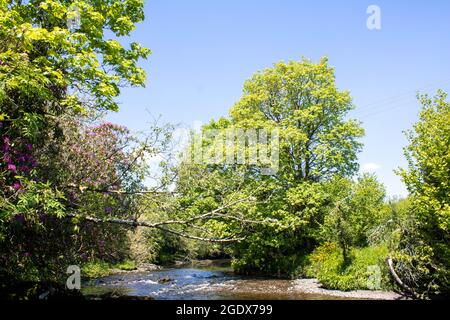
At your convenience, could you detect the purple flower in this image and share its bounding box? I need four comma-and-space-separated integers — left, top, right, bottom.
30, 159, 38, 168
1, 144, 9, 153
25, 143, 33, 151
7, 164, 16, 172
12, 182, 21, 190
24, 252, 31, 257
105, 206, 113, 214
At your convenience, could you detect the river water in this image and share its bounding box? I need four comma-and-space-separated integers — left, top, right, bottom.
82, 263, 340, 300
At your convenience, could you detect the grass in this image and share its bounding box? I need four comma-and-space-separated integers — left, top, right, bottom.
82, 260, 112, 279
114, 260, 137, 271
82, 259, 137, 279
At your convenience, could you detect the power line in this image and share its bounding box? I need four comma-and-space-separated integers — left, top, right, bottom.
351, 78, 450, 119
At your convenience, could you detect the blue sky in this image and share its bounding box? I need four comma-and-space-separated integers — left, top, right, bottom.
106, 0, 450, 197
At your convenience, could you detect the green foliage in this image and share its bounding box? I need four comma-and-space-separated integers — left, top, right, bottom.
230, 58, 365, 275
229, 57, 364, 181
396, 90, 450, 295
306, 242, 391, 291
82, 259, 137, 278
1, 178, 66, 224
320, 174, 387, 260
0, 0, 150, 287
368, 197, 412, 250
114, 260, 137, 271
0, 0, 150, 114
144, 229, 186, 264
82, 260, 113, 279
177, 57, 365, 276
134, 188, 228, 264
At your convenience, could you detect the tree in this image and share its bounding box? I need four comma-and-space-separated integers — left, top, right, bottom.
396, 90, 450, 296
229, 57, 364, 183
179, 57, 365, 275
0, 0, 150, 196
0, 0, 150, 113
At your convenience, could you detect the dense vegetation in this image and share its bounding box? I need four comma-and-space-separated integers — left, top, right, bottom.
0, 0, 149, 287
0, 1, 448, 299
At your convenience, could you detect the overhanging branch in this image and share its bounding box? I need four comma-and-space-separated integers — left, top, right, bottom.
65, 212, 245, 243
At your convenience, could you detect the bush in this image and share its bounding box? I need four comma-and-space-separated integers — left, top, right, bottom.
306, 242, 392, 291
114, 260, 137, 271
82, 260, 112, 279
81, 259, 138, 279
396, 91, 450, 296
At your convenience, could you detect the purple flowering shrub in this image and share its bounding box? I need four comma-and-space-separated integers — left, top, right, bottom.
0, 118, 144, 282
1, 134, 37, 192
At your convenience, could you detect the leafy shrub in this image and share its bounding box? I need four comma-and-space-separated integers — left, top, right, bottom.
82, 260, 112, 279
82, 259, 138, 279
114, 260, 137, 271
396, 91, 450, 296
306, 242, 392, 291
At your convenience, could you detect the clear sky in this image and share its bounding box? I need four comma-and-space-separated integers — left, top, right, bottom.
106, 0, 450, 197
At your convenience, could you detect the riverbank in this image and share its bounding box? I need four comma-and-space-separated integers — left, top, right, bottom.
292, 278, 405, 300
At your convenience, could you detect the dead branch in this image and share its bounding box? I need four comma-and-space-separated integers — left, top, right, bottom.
386, 257, 420, 299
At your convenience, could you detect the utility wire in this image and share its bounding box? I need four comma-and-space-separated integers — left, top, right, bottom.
351, 78, 450, 119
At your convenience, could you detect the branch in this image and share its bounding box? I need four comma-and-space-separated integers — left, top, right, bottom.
155, 225, 245, 243
64, 185, 266, 243
65, 212, 244, 243
386, 257, 420, 299
63, 193, 260, 242
65, 184, 177, 195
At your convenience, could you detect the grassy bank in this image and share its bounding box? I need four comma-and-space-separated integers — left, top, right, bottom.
82, 260, 137, 279
304, 242, 393, 291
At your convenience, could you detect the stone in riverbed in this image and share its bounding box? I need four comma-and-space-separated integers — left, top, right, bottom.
157, 277, 173, 284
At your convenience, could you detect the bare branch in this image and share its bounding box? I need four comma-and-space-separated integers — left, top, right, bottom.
386, 257, 419, 299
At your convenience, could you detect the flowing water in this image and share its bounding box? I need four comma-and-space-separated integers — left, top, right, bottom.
82, 261, 340, 300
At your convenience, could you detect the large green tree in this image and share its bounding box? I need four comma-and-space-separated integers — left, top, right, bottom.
179, 57, 365, 275
230, 57, 364, 183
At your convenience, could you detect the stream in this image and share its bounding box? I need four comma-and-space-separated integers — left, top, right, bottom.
82, 261, 342, 300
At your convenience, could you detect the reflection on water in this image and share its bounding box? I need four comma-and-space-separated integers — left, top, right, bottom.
82, 265, 341, 300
